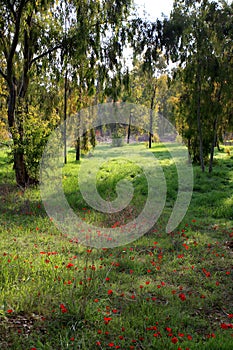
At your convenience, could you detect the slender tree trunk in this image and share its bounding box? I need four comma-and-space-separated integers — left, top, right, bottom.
8, 15, 35, 187
209, 116, 218, 173
8, 79, 32, 187
196, 60, 205, 172
127, 111, 132, 144
64, 69, 68, 164
209, 87, 221, 173
149, 84, 156, 149
76, 137, 80, 161
187, 137, 192, 163
76, 110, 81, 161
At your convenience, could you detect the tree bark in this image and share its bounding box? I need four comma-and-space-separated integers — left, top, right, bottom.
14, 150, 29, 187
149, 83, 156, 149
209, 86, 221, 173
76, 137, 80, 161
209, 116, 217, 173
196, 59, 205, 172
76, 110, 81, 161
127, 111, 132, 144
64, 69, 68, 164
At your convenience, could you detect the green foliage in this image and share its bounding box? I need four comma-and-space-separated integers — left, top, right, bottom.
166, 0, 233, 168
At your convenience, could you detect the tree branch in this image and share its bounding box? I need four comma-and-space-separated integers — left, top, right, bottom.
30, 43, 62, 67
7, 0, 26, 80
0, 35, 9, 60
0, 67, 8, 82
6, 0, 17, 20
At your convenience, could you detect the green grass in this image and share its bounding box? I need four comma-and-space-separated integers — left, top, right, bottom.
0, 143, 233, 349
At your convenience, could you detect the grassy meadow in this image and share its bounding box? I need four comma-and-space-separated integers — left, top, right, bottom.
0, 142, 233, 350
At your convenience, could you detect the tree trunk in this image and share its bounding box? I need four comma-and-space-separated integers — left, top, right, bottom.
8, 82, 30, 186
76, 137, 80, 161
127, 111, 132, 144
196, 60, 205, 172
76, 110, 81, 161
7, 15, 34, 187
209, 87, 221, 173
187, 137, 192, 163
209, 117, 218, 173
14, 150, 29, 187
149, 83, 156, 149
64, 69, 68, 164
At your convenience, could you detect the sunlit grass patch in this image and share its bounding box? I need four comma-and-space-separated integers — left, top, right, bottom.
0, 144, 233, 349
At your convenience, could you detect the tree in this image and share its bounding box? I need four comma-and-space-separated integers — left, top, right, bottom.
128, 16, 166, 147
0, 0, 134, 185
0, 0, 63, 186
166, 0, 233, 171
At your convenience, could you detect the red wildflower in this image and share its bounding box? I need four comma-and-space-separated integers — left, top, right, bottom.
221, 323, 233, 329
66, 263, 74, 268
60, 304, 68, 313
202, 268, 211, 277
207, 333, 215, 338
104, 317, 112, 324
179, 293, 186, 301
171, 336, 178, 344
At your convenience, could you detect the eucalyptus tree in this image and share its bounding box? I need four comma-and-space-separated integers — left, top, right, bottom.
166, 0, 233, 171
0, 0, 134, 186
127, 18, 166, 147
60, 0, 134, 160
0, 0, 63, 186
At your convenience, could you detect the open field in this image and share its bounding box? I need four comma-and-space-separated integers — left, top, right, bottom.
0, 143, 233, 349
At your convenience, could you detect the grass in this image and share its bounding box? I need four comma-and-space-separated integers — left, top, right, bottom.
0, 142, 233, 350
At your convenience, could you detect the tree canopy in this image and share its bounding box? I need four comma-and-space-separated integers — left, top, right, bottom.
0, 0, 232, 186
